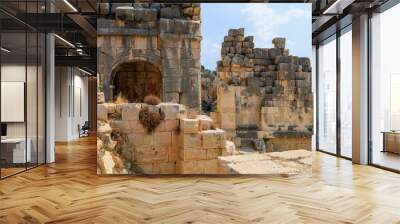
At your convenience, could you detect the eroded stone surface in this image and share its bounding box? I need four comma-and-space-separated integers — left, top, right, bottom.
98, 3, 201, 111
218, 149, 312, 175
215, 28, 313, 151
97, 102, 240, 175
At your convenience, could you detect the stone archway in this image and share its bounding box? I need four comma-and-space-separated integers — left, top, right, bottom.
111, 61, 162, 103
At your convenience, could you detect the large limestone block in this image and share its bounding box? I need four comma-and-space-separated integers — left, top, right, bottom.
98, 104, 108, 121
220, 112, 236, 130
196, 115, 213, 130
130, 121, 146, 133
128, 133, 154, 148
154, 132, 172, 147
183, 133, 202, 150
168, 145, 179, 162
180, 118, 199, 133
206, 148, 222, 159
121, 104, 141, 121
203, 159, 219, 174
177, 160, 204, 174
135, 146, 168, 163
201, 129, 226, 149
180, 148, 206, 161
254, 48, 269, 59
272, 37, 286, 49
155, 119, 180, 132
157, 103, 180, 120
228, 28, 244, 37
268, 48, 282, 59
157, 162, 176, 174
209, 112, 220, 129
115, 103, 128, 114
217, 85, 236, 113
278, 63, 297, 72
231, 55, 245, 67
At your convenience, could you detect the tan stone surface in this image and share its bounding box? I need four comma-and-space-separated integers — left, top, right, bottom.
180, 148, 206, 161
182, 133, 201, 150
135, 146, 169, 163
121, 103, 141, 121
180, 118, 199, 133
218, 149, 311, 175
201, 129, 226, 149
196, 115, 213, 130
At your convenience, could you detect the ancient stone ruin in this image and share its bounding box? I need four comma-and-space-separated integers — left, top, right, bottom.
212, 28, 313, 152
97, 102, 240, 174
97, 3, 202, 113
97, 4, 312, 175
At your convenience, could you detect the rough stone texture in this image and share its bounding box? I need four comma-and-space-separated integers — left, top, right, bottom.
97, 102, 239, 175
98, 4, 201, 111
218, 149, 311, 175
215, 28, 313, 152
98, 101, 312, 175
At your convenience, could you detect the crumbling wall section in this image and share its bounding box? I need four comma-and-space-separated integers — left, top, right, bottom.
97, 102, 238, 174
216, 28, 313, 151
97, 3, 202, 112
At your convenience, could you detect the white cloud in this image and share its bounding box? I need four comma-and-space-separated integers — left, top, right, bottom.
241, 4, 308, 48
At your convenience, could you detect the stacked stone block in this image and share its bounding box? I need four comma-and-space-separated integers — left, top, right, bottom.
177, 116, 235, 174
97, 102, 238, 174
97, 102, 183, 174
216, 28, 313, 151
97, 3, 202, 113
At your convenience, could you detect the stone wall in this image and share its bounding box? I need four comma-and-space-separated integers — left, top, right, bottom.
216, 28, 313, 151
97, 102, 238, 174
97, 3, 202, 112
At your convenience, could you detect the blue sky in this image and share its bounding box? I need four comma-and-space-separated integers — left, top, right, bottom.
201, 3, 312, 70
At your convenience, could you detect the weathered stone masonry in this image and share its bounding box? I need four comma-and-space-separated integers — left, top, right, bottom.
97, 3, 202, 111
214, 28, 313, 151
97, 102, 238, 174
97, 5, 313, 175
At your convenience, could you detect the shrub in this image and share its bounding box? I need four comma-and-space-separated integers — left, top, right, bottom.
143, 94, 161, 105
139, 106, 164, 133
114, 92, 128, 104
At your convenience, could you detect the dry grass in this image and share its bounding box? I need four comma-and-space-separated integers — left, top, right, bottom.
115, 92, 128, 104
139, 106, 164, 133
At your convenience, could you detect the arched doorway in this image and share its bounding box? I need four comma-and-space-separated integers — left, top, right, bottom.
111, 61, 162, 102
